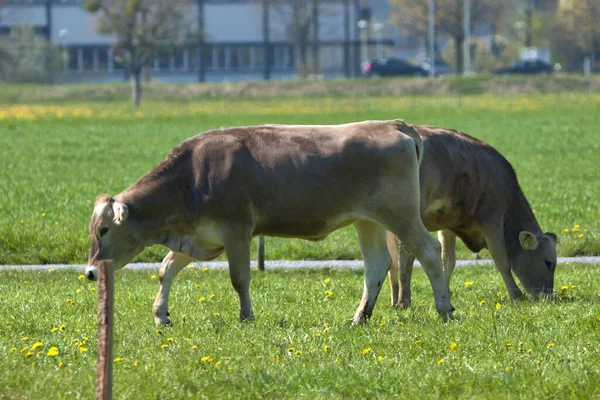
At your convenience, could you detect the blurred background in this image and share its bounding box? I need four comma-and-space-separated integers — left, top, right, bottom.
0, 0, 597, 91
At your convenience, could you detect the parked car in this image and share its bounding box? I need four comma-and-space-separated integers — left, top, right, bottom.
419, 59, 454, 76
493, 59, 552, 75
362, 58, 427, 77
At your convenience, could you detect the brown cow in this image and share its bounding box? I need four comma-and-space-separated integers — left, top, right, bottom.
387, 125, 557, 308
85, 120, 454, 325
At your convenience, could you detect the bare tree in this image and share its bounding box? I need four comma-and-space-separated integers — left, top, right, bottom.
389, 0, 510, 73
84, 0, 188, 106
558, 0, 600, 71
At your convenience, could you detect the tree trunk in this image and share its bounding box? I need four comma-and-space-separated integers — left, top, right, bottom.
454, 35, 464, 74
299, 37, 309, 79
132, 70, 142, 107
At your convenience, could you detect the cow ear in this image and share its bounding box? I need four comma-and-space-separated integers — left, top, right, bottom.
544, 232, 557, 244
519, 231, 538, 250
112, 201, 128, 225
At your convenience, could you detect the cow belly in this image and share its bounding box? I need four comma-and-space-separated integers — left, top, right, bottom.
255, 214, 358, 241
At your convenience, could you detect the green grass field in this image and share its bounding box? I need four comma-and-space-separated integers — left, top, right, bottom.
1, 263, 599, 398
1, 91, 599, 264
1, 82, 600, 398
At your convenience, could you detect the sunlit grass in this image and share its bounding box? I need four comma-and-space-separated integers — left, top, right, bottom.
1, 93, 599, 264
1, 263, 599, 398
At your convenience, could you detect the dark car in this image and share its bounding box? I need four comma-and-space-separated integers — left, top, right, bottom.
419, 58, 455, 76
362, 58, 427, 77
493, 59, 552, 75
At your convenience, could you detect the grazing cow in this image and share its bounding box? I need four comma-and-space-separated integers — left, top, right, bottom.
387, 125, 557, 308
85, 120, 454, 325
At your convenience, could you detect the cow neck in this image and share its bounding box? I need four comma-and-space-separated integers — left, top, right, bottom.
503, 188, 542, 250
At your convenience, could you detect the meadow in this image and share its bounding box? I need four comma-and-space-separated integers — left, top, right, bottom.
1, 82, 600, 398
0, 89, 599, 264
1, 263, 599, 398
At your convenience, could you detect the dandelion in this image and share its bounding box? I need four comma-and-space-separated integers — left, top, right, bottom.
201, 356, 213, 363
214, 360, 222, 368
415, 339, 422, 345
202, 267, 209, 272
480, 299, 486, 306
46, 347, 59, 357
90, 287, 96, 292
79, 347, 87, 353
59, 325, 65, 331
562, 228, 569, 233
167, 338, 173, 342
213, 312, 220, 317
58, 362, 66, 368
150, 275, 156, 280
195, 284, 200, 289
505, 366, 513, 372
21, 336, 29, 341
379, 320, 387, 327
437, 358, 445, 364
78, 274, 85, 280
323, 327, 329, 333
571, 285, 577, 289
49, 268, 56, 273
527, 349, 532, 354
199, 297, 206, 303
377, 355, 383, 361
41, 213, 46, 217
272, 354, 280, 362
10, 347, 16, 352
24, 351, 34, 358
325, 290, 334, 297
156, 329, 163, 335
191, 346, 198, 351
76, 289, 81, 293
573, 224, 580, 231
495, 303, 502, 310
187, 265, 195, 271
209, 294, 216, 300
547, 343, 555, 349
295, 351, 302, 356
134, 360, 140, 367
464, 281, 473, 287
361, 347, 372, 356
323, 345, 329, 352
114, 357, 124, 362
287, 347, 295, 353
51, 327, 58, 333
160, 344, 169, 349
450, 343, 457, 351
55, 221, 59, 225
334, 358, 339, 363
535, 359, 541, 365
506, 343, 512, 349
397, 321, 404, 326
578, 234, 584, 239
31, 342, 43, 350
324, 278, 331, 284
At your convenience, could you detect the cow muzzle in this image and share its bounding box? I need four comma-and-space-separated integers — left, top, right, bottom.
85, 265, 98, 281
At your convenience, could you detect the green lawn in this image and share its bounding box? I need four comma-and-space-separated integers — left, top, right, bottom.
1, 263, 599, 398
1, 92, 599, 264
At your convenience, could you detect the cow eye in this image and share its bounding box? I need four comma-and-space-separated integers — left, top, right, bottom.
98, 227, 109, 238
545, 260, 553, 270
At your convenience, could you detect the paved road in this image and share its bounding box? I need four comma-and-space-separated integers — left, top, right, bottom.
1, 256, 599, 272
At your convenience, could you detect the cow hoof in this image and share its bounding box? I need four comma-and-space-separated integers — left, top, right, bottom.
154, 316, 172, 327
394, 300, 411, 309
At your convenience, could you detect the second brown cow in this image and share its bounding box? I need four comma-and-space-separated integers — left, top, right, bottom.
387, 125, 557, 307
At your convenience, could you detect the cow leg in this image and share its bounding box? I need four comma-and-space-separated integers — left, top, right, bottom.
397, 245, 416, 309
481, 223, 524, 301
439, 230, 457, 289
152, 251, 193, 326
386, 231, 400, 306
388, 219, 453, 320
221, 227, 254, 322
353, 220, 392, 325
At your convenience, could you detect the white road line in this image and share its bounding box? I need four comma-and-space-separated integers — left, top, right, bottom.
1, 257, 599, 271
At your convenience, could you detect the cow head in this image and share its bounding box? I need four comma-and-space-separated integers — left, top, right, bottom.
511, 231, 558, 297
85, 194, 142, 281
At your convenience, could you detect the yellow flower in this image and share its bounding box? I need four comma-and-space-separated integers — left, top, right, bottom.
195, 284, 200, 289
325, 290, 334, 297
415, 339, 422, 345
209, 294, 216, 300
79, 347, 87, 353
90, 287, 96, 292
437, 358, 445, 364
573, 224, 580, 231
334, 358, 339, 363
527, 349, 532, 354
495, 303, 502, 310
505, 366, 513, 372
167, 338, 173, 342
199, 297, 206, 303
150, 275, 156, 280
535, 359, 541, 365
31, 342, 43, 350
464, 281, 473, 287
214, 360, 222, 368
114, 357, 124, 362
134, 360, 140, 367
78, 274, 85, 280
324, 278, 331, 284
160, 344, 169, 349
323, 345, 330, 352
187, 265, 195, 271
24, 351, 34, 358
76, 289, 81, 293
46, 347, 59, 357
59, 325, 65, 331
379, 320, 387, 327
191, 346, 198, 351
450, 343, 457, 351
49, 268, 56, 273
377, 355, 383, 361
201, 356, 213, 363
41, 213, 46, 217
51, 327, 58, 333
9, 347, 16, 352
295, 351, 302, 356
562, 228, 569, 233
561, 285, 568, 290
547, 343, 555, 349
361, 347, 372, 356
156, 329, 163, 335
571, 285, 577, 289
21, 336, 29, 341
58, 362, 66, 368
213, 312, 220, 317
578, 234, 584, 238
480, 299, 486, 306
287, 347, 295, 353
506, 343, 512, 349
202, 267, 209, 272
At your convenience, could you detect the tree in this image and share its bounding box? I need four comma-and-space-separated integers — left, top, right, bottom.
84, 0, 188, 106
269, 0, 322, 79
389, 0, 511, 73
558, 0, 600, 72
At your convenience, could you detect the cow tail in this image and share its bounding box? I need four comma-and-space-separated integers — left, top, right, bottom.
395, 120, 423, 165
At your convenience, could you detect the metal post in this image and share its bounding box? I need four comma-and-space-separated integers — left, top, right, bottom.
312, 0, 320, 76
464, 0, 471, 76
374, 22, 383, 59
258, 236, 265, 271
45, 0, 52, 41
197, 0, 205, 82
262, 0, 271, 80
358, 20, 367, 64
343, 0, 350, 77
428, 0, 435, 77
